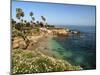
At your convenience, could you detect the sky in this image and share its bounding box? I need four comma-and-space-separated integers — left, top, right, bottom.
12, 1, 96, 26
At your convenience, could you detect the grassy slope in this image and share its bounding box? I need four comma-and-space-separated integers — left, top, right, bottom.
12, 49, 82, 74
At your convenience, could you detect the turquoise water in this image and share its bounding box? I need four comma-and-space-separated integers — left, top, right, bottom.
48, 26, 96, 70
48, 38, 73, 59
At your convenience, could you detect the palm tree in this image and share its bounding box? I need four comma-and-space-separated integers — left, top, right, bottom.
32, 17, 35, 21
29, 12, 35, 21
21, 19, 23, 23
30, 12, 33, 17
41, 16, 46, 27
21, 12, 24, 17
29, 12, 35, 26
16, 8, 25, 31
24, 20, 27, 23
16, 8, 24, 23
41, 16, 46, 22
16, 8, 22, 19
36, 21, 39, 24
12, 19, 16, 25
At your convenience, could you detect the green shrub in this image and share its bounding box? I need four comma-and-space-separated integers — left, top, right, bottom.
12, 49, 82, 74
12, 28, 22, 37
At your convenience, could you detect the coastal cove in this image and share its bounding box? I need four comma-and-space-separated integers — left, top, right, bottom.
12, 25, 96, 72
12, 26, 84, 74
48, 25, 96, 69
11, 2, 96, 74
11, 26, 96, 74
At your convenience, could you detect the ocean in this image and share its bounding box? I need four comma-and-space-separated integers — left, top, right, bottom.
49, 25, 96, 70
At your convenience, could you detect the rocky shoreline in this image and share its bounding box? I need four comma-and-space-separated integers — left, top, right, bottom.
12, 27, 83, 74
12, 27, 81, 50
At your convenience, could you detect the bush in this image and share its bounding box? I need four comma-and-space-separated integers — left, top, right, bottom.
12, 28, 22, 37
12, 49, 82, 74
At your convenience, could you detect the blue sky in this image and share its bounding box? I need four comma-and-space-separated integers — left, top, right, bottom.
12, 1, 96, 26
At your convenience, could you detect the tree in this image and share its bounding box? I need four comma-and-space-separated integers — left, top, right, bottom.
12, 19, 16, 29
24, 20, 27, 23
29, 12, 35, 27
39, 22, 44, 27
16, 8, 24, 20
36, 21, 39, 25
30, 12, 33, 17
41, 16, 46, 27
32, 17, 35, 21
21, 19, 23, 23
16, 8, 25, 31
41, 16, 46, 22
29, 12, 35, 21
11, 19, 16, 25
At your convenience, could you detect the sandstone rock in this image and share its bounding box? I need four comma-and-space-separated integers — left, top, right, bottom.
12, 37, 27, 49
19, 41, 27, 49
51, 28, 69, 36
12, 43, 19, 49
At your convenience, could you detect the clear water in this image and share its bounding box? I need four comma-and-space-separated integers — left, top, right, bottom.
49, 25, 96, 70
